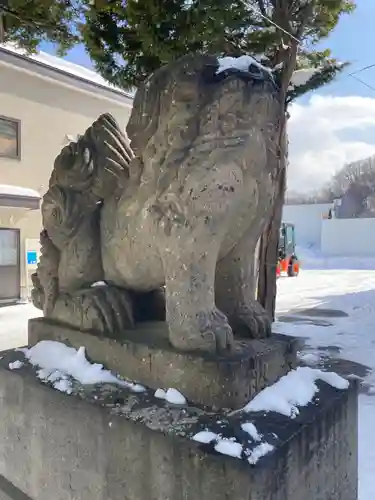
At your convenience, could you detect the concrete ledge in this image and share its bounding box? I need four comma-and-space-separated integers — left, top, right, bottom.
28, 317, 298, 409
0, 356, 358, 500
0, 474, 32, 500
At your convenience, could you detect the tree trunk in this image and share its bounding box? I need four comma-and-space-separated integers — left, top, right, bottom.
257, 121, 287, 321
0, 12, 4, 43
256, 0, 314, 322
257, 159, 286, 320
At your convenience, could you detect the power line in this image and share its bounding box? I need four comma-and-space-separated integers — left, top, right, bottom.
350, 64, 375, 76
347, 73, 375, 93
346, 64, 375, 93
247, 3, 375, 94
247, 3, 301, 44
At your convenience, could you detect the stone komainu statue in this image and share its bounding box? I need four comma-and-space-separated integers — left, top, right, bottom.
32, 53, 282, 353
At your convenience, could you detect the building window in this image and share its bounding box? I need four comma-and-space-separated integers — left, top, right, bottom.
0, 116, 20, 159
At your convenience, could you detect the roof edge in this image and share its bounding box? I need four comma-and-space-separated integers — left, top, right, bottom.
0, 195, 40, 210
0, 46, 134, 105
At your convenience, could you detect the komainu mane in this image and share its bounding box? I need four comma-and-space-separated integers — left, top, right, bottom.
32, 53, 282, 353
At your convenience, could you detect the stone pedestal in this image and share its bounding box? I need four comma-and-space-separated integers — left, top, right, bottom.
0, 351, 358, 500
28, 317, 298, 409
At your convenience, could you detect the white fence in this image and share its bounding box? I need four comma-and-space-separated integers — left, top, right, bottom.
321, 218, 375, 257
282, 203, 331, 248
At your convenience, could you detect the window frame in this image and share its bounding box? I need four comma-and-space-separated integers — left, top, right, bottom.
0, 115, 21, 160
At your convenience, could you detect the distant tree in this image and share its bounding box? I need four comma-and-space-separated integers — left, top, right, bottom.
285, 181, 341, 204
322, 154, 375, 217
285, 192, 332, 205
330, 155, 375, 197
287, 154, 375, 209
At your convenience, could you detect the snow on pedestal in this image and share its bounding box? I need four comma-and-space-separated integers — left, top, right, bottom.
17, 340, 145, 394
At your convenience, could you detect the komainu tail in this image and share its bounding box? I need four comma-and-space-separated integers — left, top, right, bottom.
50, 113, 136, 201
31, 114, 137, 333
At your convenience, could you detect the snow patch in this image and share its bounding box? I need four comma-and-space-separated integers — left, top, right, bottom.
298, 352, 321, 365
214, 439, 243, 458
192, 431, 218, 444
192, 428, 274, 463
244, 367, 349, 417
8, 360, 24, 370
241, 422, 261, 441
154, 388, 187, 405
0, 184, 40, 198
290, 67, 318, 88
247, 442, 275, 465
91, 281, 107, 287
217, 55, 271, 75
20, 341, 145, 394
53, 378, 73, 394
154, 388, 166, 399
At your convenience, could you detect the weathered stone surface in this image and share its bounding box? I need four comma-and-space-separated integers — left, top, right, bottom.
29, 317, 297, 409
31, 53, 282, 354
0, 477, 28, 500
0, 355, 358, 500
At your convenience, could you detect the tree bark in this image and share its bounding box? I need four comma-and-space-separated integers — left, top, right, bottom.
0, 12, 4, 43
257, 129, 287, 320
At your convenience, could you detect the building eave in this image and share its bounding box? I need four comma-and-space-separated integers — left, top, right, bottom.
0, 46, 134, 108
0, 195, 40, 210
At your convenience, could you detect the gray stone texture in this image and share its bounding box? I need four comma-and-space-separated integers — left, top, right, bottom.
0, 362, 358, 500
29, 317, 298, 409
0, 490, 16, 500
31, 53, 283, 354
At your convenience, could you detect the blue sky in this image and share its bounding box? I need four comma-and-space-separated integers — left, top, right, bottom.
285, 0, 375, 193
40, 0, 375, 193
312, 0, 375, 99
40, 41, 91, 68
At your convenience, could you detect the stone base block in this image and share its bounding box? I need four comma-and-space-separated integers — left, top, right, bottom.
28, 317, 297, 409
0, 355, 358, 500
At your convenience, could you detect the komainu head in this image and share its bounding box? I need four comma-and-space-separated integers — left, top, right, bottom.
126, 53, 281, 162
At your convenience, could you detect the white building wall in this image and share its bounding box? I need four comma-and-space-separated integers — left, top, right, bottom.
282, 203, 331, 248
321, 218, 375, 257
0, 62, 133, 298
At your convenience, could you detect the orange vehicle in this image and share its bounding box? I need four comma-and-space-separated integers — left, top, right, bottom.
276, 222, 300, 277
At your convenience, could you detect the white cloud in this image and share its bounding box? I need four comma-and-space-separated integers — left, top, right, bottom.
287, 95, 375, 194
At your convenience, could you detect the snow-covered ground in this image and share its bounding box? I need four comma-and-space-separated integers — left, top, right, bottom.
275, 246, 375, 500
0, 302, 41, 351
0, 249, 374, 497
